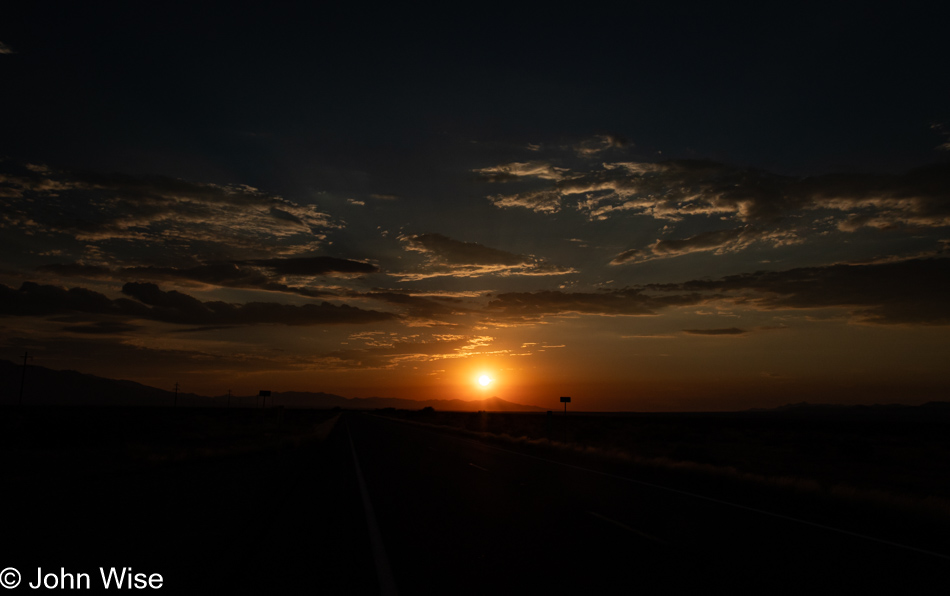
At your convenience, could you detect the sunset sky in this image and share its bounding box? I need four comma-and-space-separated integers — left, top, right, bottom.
2, 3, 948, 410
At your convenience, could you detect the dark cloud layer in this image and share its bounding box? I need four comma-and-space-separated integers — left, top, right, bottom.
0, 281, 396, 327
38, 256, 377, 298
118, 282, 395, 326
683, 327, 747, 336
486, 288, 703, 317
403, 233, 527, 266
363, 292, 464, 319
483, 258, 950, 326
243, 256, 377, 276
652, 258, 950, 325
398, 233, 573, 279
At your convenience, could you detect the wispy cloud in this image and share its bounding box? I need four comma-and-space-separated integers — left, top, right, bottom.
473, 161, 568, 182
483, 158, 950, 231
0, 42, 14, 55
611, 226, 801, 265
317, 333, 500, 369
395, 233, 574, 280
0, 162, 336, 258
489, 189, 563, 213
573, 134, 629, 157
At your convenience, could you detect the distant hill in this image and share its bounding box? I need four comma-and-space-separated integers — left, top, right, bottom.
750, 401, 950, 412
0, 359, 204, 407
0, 360, 544, 411
260, 391, 544, 412
745, 400, 950, 420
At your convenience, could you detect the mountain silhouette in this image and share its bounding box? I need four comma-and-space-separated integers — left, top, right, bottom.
0, 360, 544, 411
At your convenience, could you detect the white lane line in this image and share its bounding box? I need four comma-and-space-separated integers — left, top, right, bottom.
347, 418, 399, 596
375, 416, 950, 562
588, 511, 667, 545
468, 463, 489, 472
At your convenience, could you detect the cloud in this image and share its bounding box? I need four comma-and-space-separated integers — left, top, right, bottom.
933, 122, 950, 151
483, 158, 950, 231
482, 258, 950, 326
0, 162, 335, 255
120, 282, 396, 326
0, 282, 149, 318
318, 333, 500, 369
363, 291, 465, 319
574, 134, 629, 157
0, 42, 13, 55
473, 161, 567, 182
0, 334, 306, 378
808, 164, 950, 230
611, 226, 801, 265
489, 159, 805, 222
650, 257, 950, 326
38, 256, 376, 298
488, 189, 563, 213
486, 288, 703, 318
0, 281, 397, 327
242, 256, 377, 276
402, 233, 525, 266
682, 327, 747, 335
396, 233, 574, 279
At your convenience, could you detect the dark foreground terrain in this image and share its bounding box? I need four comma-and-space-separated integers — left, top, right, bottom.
3, 406, 949, 594
379, 405, 950, 507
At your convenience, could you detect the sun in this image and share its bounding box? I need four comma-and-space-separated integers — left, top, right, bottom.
478, 374, 493, 387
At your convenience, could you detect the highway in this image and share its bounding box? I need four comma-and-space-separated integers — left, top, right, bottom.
343, 413, 949, 594
5, 410, 948, 594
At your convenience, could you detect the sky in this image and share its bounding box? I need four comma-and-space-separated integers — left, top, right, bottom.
1, 2, 949, 410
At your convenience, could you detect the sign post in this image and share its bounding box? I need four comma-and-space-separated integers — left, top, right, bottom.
559, 397, 571, 442
259, 390, 271, 408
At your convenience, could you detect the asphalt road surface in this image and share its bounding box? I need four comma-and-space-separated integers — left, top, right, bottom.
5, 411, 949, 594
342, 413, 949, 594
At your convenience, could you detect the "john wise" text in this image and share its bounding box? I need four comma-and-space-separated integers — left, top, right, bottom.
27, 567, 163, 590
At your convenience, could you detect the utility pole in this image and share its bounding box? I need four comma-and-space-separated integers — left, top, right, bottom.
18, 351, 32, 407
174, 381, 179, 407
